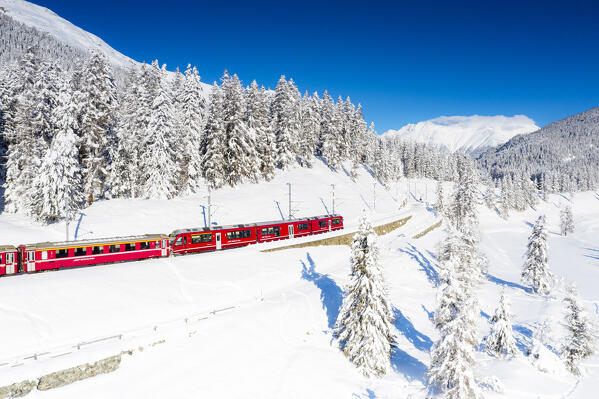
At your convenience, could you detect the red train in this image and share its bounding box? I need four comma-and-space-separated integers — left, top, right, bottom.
0, 214, 343, 276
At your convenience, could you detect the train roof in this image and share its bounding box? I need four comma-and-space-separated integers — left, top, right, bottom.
24, 234, 168, 250
170, 214, 342, 236
0, 245, 17, 252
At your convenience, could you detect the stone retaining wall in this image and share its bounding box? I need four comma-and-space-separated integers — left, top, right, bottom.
0, 353, 128, 398
412, 219, 442, 239
262, 215, 412, 253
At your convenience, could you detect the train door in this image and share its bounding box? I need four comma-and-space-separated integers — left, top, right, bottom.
5, 252, 15, 275
216, 233, 222, 250
26, 250, 36, 272
289, 225, 294, 239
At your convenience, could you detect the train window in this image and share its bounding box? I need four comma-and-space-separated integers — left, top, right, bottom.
56, 249, 68, 258
318, 220, 327, 228
191, 233, 212, 244
298, 223, 309, 230
41, 251, 48, 260
125, 243, 136, 251
109, 245, 120, 253
140, 242, 150, 250
74, 247, 87, 256
261, 227, 280, 236
92, 246, 103, 255
332, 218, 341, 225
227, 230, 251, 240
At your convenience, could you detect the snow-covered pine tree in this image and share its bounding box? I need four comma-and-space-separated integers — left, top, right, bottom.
560, 204, 574, 236
271, 75, 297, 169
429, 226, 481, 399
297, 91, 320, 167
78, 50, 117, 204
485, 289, 518, 358
3, 47, 53, 215
202, 82, 226, 189
179, 64, 206, 193
349, 103, 368, 180
499, 176, 510, 218
435, 180, 445, 215
246, 80, 276, 180
449, 156, 479, 233
562, 284, 596, 375
141, 62, 178, 199
484, 183, 495, 210
36, 81, 83, 223
221, 71, 258, 185
107, 63, 139, 198
447, 155, 486, 280
522, 215, 553, 295
335, 212, 394, 377
319, 91, 342, 170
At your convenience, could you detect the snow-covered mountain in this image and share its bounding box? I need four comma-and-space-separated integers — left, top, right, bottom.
383, 115, 540, 156
0, 0, 135, 68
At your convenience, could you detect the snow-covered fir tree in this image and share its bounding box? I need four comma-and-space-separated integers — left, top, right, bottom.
108, 64, 139, 198
485, 290, 518, 358
562, 284, 596, 375
202, 82, 226, 189
435, 181, 445, 215
319, 91, 342, 170
560, 204, 574, 236
179, 64, 206, 193
271, 75, 298, 169
3, 47, 54, 216
141, 62, 178, 199
522, 215, 553, 295
78, 50, 117, 204
429, 226, 482, 399
297, 91, 320, 167
335, 212, 394, 377
449, 156, 479, 233
221, 71, 259, 185
35, 81, 83, 223
246, 81, 276, 180
446, 155, 486, 280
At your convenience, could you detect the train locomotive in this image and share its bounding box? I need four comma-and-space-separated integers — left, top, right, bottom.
0, 214, 343, 276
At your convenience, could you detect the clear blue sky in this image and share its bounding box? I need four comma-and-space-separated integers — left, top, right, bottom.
32, 0, 599, 132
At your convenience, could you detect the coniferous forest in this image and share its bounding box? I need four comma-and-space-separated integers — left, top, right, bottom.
0, 47, 461, 223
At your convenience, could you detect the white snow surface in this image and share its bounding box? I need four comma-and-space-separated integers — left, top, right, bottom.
383, 115, 540, 155
0, 0, 135, 68
0, 161, 598, 398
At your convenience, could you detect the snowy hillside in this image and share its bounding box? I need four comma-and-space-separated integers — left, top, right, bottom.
0, 0, 134, 68
383, 115, 539, 156
0, 163, 598, 398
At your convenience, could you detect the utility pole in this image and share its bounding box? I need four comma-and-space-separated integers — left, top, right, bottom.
286, 182, 292, 220
373, 182, 376, 211
207, 185, 212, 227
331, 184, 335, 215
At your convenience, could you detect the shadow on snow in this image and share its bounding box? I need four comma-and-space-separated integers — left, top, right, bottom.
300, 252, 344, 329
486, 273, 531, 294
399, 244, 439, 287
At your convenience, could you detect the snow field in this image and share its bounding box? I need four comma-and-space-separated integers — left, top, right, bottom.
1, 165, 598, 398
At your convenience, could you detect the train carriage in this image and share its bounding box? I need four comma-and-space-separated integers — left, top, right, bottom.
309, 214, 344, 235
170, 224, 259, 255
20, 234, 170, 272
255, 217, 312, 242
0, 245, 19, 276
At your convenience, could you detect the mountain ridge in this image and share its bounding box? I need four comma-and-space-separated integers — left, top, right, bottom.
383, 114, 539, 156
